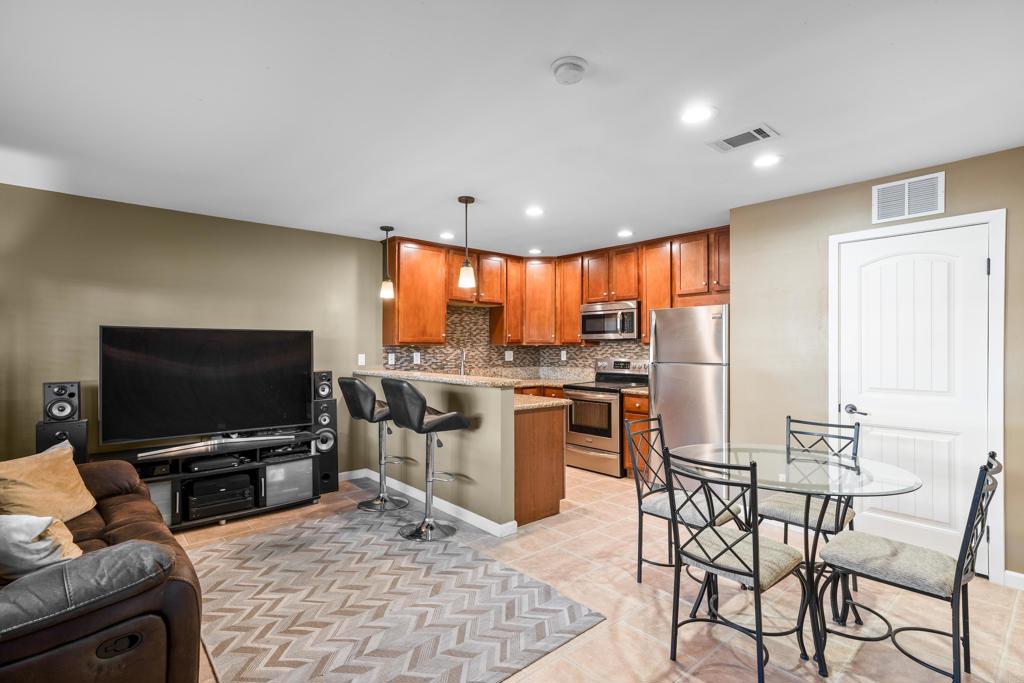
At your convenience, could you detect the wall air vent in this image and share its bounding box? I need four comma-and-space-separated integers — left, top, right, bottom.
708, 124, 780, 152
872, 171, 945, 224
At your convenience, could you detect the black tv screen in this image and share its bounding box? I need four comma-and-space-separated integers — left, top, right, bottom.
100, 326, 312, 444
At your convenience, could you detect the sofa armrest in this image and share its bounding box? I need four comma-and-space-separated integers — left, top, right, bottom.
77, 460, 146, 500
0, 540, 174, 642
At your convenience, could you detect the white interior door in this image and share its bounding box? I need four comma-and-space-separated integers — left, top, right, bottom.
836, 223, 991, 572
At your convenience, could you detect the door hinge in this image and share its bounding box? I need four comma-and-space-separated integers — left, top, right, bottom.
986, 257, 991, 275
986, 525, 990, 542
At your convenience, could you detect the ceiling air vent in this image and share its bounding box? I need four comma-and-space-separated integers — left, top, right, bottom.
872, 171, 945, 224
708, 124, 780, 152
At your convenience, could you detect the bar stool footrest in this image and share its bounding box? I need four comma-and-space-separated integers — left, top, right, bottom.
431, 472, 455, 483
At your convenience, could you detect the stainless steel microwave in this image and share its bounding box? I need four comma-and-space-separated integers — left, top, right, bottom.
580, 301, 639, 341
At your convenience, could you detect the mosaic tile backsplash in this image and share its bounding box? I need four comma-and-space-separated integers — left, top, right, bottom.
381, 305, 648, 373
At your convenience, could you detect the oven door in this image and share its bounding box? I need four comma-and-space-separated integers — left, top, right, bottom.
565, 390, 620, 452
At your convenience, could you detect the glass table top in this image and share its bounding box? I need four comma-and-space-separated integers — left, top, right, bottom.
667, 443, 923, 498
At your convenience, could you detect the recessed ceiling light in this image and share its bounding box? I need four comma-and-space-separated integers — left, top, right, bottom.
439, 231, 455, 240
617, 228, 634, 238
528, 248, 542, 255
525, 205, 544, 217
753, 153, 782, 168
680, 103, 718, 125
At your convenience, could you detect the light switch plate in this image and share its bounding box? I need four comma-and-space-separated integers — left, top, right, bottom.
357, 353, 366, 366
560, 350, 567, 361
387, 353, 396, 365
504, 350, 513, 362
413, 351, 421, 365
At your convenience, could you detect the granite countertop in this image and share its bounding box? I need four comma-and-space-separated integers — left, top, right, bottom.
513, 394, 572, 412
622, 387, 649, 397
355, 369, 520, 388
511, 378, 574, 388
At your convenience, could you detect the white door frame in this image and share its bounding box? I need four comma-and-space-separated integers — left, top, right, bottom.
827, 209, 1006, 585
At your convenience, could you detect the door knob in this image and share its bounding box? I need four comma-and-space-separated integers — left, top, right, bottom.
844, 403, 868, 416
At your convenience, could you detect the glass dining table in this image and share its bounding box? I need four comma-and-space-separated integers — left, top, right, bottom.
668, 443, 923, 677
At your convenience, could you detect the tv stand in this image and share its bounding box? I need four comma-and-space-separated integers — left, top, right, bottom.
137, 431, 315, 461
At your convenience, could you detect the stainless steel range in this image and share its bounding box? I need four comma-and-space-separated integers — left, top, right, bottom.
563, 358, 649, 477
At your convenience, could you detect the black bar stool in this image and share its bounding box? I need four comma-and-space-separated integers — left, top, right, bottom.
338, 377, 409, 512
380, 377, 469, 541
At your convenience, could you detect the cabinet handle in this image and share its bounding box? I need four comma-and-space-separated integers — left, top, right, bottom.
702, 281, 707, 286
713, 280, 718, 285
603, 291, 607, 295
611, 291, 615, 295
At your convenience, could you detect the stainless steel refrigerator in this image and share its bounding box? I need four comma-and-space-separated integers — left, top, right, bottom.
649, 304, 729, 450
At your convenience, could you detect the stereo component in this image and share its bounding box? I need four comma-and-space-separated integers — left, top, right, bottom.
35, 419, 89, 463
186, 473, 254, 521
313, 398, 338, 493
42, 381, 80, 422
314, 370, 333, 399
187, 455, 241, 473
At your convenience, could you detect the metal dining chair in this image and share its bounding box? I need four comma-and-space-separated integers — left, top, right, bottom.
624, 415, 734, 584
663, 448, 811, 683
820, 452, 1000, 683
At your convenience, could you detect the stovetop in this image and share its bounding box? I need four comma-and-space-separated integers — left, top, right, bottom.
563, 358, 649, 394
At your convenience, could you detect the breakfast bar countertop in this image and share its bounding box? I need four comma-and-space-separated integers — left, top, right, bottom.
354, 369, 520, 388
513, 394, 572, 412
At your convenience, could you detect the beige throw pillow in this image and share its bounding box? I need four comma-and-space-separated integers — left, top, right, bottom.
0, 441, 96, 521
0, 514, 83, 580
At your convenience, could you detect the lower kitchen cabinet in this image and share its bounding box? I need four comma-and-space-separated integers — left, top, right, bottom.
623, 410, 649, 476
514, 405, 566, 525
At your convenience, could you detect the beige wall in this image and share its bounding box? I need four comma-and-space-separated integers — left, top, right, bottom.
729, 146, 1024, 572
0, 182, 383, 464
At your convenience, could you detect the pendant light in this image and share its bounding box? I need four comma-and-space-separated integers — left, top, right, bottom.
457, 195, 476, 289
379, 225, 395, 299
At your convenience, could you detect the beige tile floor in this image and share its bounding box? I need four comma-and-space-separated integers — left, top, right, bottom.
180, 468, 1024, 682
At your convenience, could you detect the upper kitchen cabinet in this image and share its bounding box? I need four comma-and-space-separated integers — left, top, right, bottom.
523, 258, 556, 344
447, 249, 477, 303
556, 256, 583, 344
383, 240, 448, 345
710, 228, 730, 292
672, 232, 710, 296
490, 257, 523, 344
582, 251, 609, 303
476, 254, 506, 304
640, 240, 671, 344
610, 246, 640, 300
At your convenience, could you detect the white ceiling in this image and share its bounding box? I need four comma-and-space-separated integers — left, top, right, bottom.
2, 1, 1023, 255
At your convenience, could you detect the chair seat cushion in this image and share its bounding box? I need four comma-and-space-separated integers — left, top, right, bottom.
681, 526, 802, 591
422, 410, 470, 433
820, 531, 958, 597
641, 492, 734, 527
759, 492, 855, 533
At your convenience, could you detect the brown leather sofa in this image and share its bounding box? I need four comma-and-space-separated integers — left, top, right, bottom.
0, 460, 201, 683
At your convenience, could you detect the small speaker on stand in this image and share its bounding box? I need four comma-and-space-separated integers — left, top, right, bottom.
36, 420, 89, 464
42, 381, 80, 422
314, 370, 333, 399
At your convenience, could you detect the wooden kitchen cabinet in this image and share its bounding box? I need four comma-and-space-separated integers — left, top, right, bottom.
640, 240, 672, 344
710, 228, 730, 292
610, 246, 640, 300
447, 249, 477, 302
556, 256, 583, 344
476, 254, 506, 304
672, 232, 710, 297
490, 257, 523, 344
582, 251, 609, 303
515, 386, 542, 396
543, 387, 564, 399
383, 240, 448, 345
523, 259, 556, 344
623, 409, 649, 476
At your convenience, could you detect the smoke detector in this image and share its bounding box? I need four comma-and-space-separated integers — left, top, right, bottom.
552, 56, 588, 85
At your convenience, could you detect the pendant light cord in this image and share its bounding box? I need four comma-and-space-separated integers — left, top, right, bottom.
463, 201, 469, 260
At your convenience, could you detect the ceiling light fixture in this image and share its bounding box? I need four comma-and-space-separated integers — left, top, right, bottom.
457, 196, 476, 289
378, 226, 395, 299
680, 103, 718, 125
525, 205, 544, 217
753, 153, 782, 168
617, 228, 634, 238
439, 231, 454, 240
528, 248, 542, 255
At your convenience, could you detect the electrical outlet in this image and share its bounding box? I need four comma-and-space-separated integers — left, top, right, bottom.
357, 353, 366, 366
560, 349, 567, 361
413, 351, 421, 365
387, 353, 396, 365
504, 350, 513, 362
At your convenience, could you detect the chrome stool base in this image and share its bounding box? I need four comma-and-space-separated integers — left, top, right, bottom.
358, 493, 409, 512
400, 518, 456, 541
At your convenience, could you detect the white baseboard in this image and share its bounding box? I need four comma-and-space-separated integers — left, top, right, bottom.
1003, 570, 1024, 591
338, 469, 518, 538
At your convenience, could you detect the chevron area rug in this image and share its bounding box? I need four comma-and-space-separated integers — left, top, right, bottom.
188, 513, 604, 682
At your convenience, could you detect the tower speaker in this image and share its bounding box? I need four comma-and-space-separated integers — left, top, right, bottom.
42, 381, 80, 422
313, 398, 339, 493
314, 370, 333, 399
36, 419, 89, 463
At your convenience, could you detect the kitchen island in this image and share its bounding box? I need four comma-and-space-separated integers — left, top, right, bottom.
352, 370, 570, 533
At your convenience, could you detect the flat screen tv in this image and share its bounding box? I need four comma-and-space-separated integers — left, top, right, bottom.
100, 326, 313, 444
